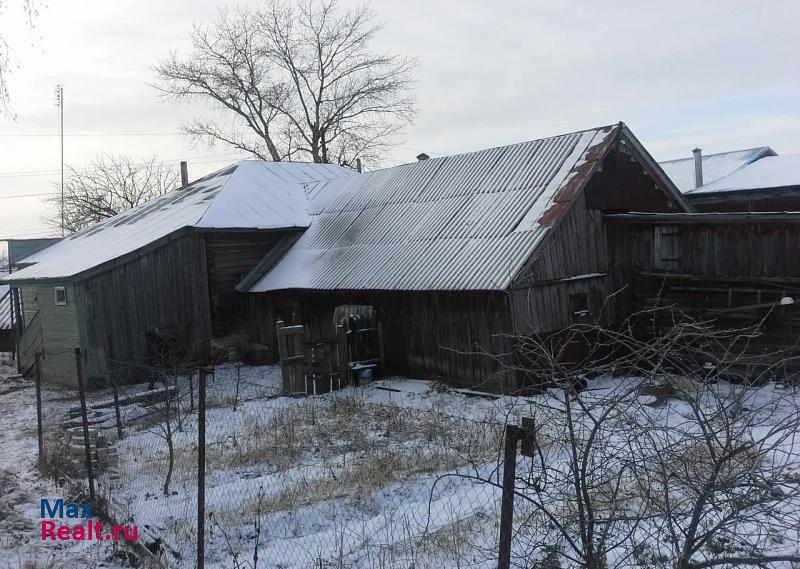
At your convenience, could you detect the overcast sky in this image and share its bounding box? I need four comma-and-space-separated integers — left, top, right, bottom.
0, 0, 798, 242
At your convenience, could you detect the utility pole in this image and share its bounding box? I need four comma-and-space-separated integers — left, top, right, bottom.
55, 85, 64, 236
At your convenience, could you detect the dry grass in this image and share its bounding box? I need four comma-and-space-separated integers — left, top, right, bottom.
182, 394, 504, 519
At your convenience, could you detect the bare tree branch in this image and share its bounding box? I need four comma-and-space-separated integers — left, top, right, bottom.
44, 154, 180, 233
154, 0, 416, 166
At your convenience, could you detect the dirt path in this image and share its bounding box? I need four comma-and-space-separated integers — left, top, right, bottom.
0, 356, 133, 569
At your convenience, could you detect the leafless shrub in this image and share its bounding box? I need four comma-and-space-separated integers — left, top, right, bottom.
483, 306, 800, 569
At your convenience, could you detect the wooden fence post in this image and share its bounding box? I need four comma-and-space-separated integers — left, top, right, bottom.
75, 347, 95, 502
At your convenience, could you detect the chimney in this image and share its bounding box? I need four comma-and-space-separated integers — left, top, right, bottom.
692, 148, 703, 188
355, 158, 362, 173
180, 161, 189, 187
416, 152, 430, 162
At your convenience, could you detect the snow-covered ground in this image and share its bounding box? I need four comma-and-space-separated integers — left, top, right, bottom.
4, 357, 799, 569
95, 365, 520, 569
0, 353, 133, 569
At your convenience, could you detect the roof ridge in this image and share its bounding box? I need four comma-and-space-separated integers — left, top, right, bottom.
660, 146, 774, 165
683, 147, 777, 195
364, 123, 621, 174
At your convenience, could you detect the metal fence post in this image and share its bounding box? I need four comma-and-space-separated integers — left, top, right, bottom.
197, 368, 207, 569
34, 351, 44, 462
497, 424, 521, 569
75, 347, 96, 502
189, 373, 195, 412
107, 336, 124, 439
112, 383, 124, 439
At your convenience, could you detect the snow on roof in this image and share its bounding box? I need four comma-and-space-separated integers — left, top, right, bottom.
688, 154, 800, 195
3, 161, 352, 282
248, 125, 620, 292
659, 147, 775, 193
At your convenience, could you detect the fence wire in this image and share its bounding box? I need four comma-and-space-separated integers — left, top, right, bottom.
43, 357, 510, 569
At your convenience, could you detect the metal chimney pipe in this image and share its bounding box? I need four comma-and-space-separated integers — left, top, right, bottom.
180, 161, 189, 187
692, 148, 703, 188
356, 158, 362, 173
416, 153, 430, 162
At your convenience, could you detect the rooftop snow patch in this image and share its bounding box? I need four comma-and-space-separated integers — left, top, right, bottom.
659, 147, 775, 193
3, 161, 352, 282
687, 154, 800, 195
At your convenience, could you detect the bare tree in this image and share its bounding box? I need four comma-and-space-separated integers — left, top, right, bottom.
475, 306, 800, 569
154, 0, 417, 166
0, 1, 43, 117
45, 154, 180, 233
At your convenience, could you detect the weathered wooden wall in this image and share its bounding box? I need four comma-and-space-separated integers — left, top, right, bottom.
204, 231, 294, 336
510, 146, 678, 336
18, 283, 80, 385
250, 290, 516, 392
607, 218, 800, 376
606, 220, 800, 278
689, 187, 800, 213
75, 233, 212, 384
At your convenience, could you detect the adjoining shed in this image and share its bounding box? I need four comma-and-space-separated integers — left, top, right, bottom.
1, 161, 352, 385
606, 212, 800, 374
243, 123, 692, 392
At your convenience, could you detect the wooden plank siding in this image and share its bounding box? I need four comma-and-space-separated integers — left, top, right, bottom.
606, 221, 800, 279
509, 145, 679, 336
203, 231, 299, 336
74, 233, 212, 384
249, 290, 516, 392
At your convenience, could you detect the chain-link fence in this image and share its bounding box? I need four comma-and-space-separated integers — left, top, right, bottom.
36, 351, 519, 569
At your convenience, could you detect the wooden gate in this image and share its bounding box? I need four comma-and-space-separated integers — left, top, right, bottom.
276, 320, 306, 394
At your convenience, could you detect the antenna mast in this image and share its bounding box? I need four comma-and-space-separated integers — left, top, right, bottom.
55, 85, 64, 236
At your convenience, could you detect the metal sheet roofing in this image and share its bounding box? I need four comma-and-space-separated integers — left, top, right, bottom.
659, 147, 775, 193
249, 125, 619, 292
3, 161, 352, 282
687, 154, 800, 195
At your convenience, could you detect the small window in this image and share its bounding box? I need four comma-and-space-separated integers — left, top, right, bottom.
654, 226, 682, 271
570, 293, 590, 320
54, 286, 68, 306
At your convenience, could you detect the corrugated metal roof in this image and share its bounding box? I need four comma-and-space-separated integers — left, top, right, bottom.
659, 147, 776, 193
249, 125, 619, 292
3, 161, 352, 282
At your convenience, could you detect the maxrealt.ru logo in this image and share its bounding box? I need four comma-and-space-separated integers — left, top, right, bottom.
40, 498, 138, 541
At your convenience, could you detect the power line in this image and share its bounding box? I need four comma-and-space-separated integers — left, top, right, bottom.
0, 132, 188, 137
0, 152, 251, 179
0, 192, 51, 199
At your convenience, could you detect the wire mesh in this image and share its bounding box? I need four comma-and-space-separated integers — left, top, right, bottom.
39, 357, 513, 569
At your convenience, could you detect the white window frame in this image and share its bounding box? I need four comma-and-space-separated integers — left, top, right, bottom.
54, 286, 68, 306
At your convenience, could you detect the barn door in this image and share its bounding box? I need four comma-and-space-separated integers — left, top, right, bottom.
276, 320, 306, 394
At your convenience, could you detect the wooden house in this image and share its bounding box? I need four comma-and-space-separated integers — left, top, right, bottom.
242, 123, 692, 392
1, 161, 351, 385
